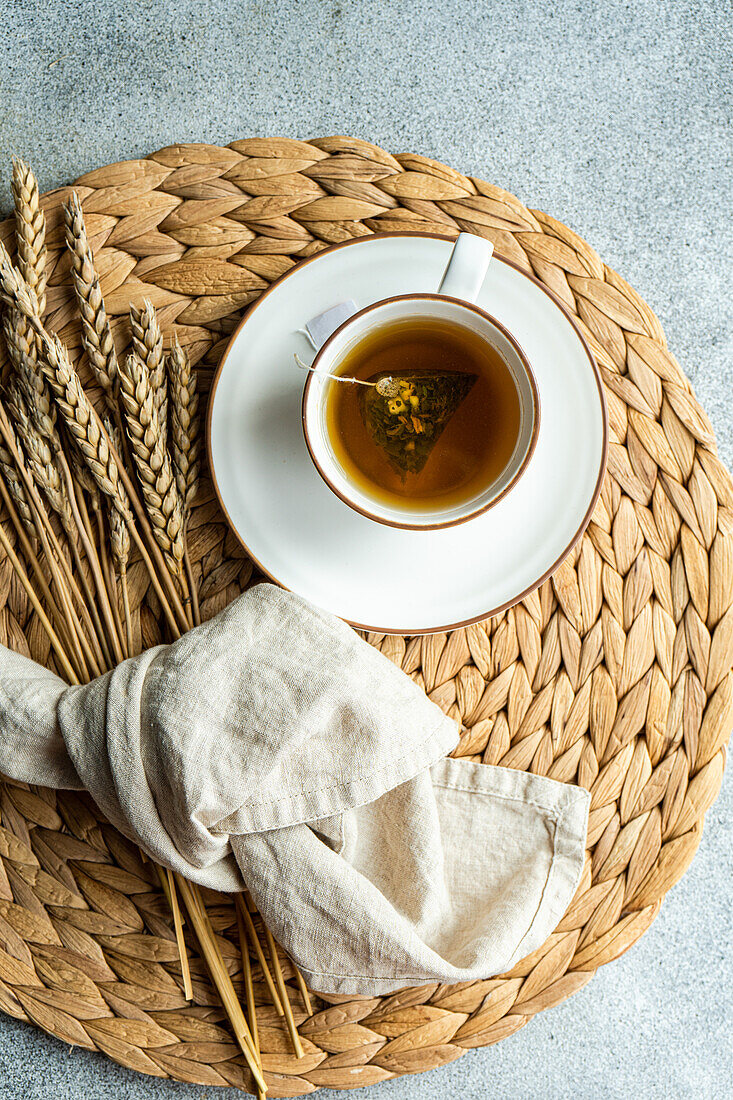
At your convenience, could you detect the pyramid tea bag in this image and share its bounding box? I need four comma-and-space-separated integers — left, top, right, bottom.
360, 371, 477, 476
322, 316, 521, 512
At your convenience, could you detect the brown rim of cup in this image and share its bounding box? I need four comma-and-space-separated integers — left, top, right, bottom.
205, 232, 609, 635
300, 293, 541, 532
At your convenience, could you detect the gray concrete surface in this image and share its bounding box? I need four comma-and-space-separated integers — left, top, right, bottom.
0, 0, 731, 1097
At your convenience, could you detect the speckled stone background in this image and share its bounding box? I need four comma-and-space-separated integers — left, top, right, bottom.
0, 1, 731, 1097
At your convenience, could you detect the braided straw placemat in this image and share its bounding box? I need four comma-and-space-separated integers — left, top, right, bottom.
0, 137, 731, 1095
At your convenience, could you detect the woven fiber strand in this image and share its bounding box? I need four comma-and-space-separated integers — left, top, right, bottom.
0, 137, 731, 1095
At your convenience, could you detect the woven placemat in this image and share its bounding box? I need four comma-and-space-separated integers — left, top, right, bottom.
0, 136, 731, 1095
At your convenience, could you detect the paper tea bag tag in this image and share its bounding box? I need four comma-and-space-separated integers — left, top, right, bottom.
303, 301, 358, 350
360, 371, 477, 476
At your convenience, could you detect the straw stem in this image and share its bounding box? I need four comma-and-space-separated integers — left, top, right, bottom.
177, 878, 267, 1094
0, 521, 77, 683
164, 867, 193, 1001
183, 545, 200, 628
58, 452, 124, 664
0, 406, 102, 676
119, 567, 133, 658
0, 475, 76, 662
235, 896, 283, 1016
262, 923, 304, 1058
293, 965, 313, 1016
236, 906, 266, 1100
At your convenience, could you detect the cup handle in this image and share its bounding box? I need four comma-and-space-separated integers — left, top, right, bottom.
438, 233, 493, 303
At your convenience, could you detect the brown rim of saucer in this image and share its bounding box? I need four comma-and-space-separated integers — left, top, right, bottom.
301, 294, 541, 531
206, 232, 609, 635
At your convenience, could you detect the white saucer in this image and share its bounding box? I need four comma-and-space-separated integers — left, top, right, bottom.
207, 233, 607, 634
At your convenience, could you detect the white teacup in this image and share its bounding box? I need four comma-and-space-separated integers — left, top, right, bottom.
301, 234, 540, 530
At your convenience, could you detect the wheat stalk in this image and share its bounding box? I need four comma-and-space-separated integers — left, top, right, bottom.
104, 422, 130, 566
0, 413, 75, 641
108, 504, 130, 569
130, 300, 167, 443
293, 961, 313, 1016
7, 160, 47, 392
11, 159, 47, 316
6, 382, 73, 530
0, 399, 99, 680
177, 879, 266, 1092
168, 338, 200, 620
33, 332, 186, 636
4, 301, 117, 666
235, 895, 283, 1015
6, 262, 186, 631
168, 338, 199, 514
44, 336, 129, 511
0, 256, 128, 514
63, 192, 118, 405
0, 470, 74, 654
0, 404, 89, 677
39, 338, 185, 633
235, 906, 266, 1100
0, 241, 41, 320
4, 302, 40, 370
71, 466, 126, 661
0, 438, 36, 539
69, 446, 100, 501
0, 246, 188, 634
118, 351, 184, 577
7, 381, 121, 667
105, 419, 133, 655
263, 922, 304, 1058
0, 521, 76, 681
56, 450, 124, 666
110, 510, 132, 659
5, 315, 58, 443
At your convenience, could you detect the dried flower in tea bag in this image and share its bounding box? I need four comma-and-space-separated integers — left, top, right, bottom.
360, 371, 477, 477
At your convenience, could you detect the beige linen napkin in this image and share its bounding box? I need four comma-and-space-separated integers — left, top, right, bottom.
0, 583, 589, 994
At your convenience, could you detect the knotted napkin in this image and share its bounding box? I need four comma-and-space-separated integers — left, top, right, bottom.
0, 583, 589, 994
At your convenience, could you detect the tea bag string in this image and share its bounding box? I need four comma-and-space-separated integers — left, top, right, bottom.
294, 355, 399, 398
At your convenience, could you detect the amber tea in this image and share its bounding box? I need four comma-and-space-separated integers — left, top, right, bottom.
326, 316, 521, 512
